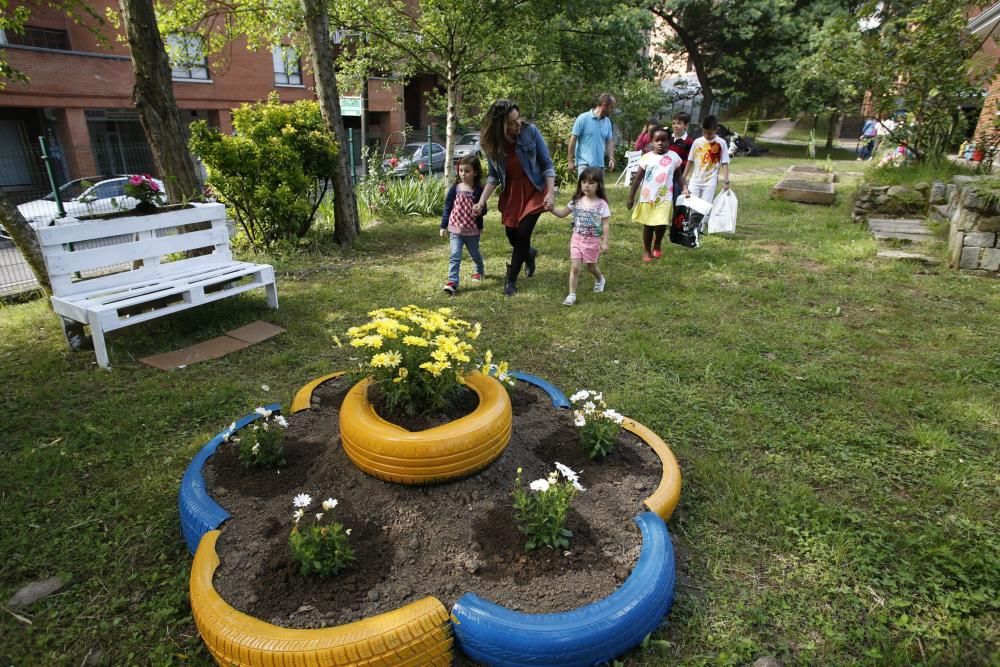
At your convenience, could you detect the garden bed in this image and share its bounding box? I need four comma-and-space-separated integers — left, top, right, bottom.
203, 377, 661, 630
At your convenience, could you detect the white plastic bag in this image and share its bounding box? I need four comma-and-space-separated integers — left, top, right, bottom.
707, 189, 738, 234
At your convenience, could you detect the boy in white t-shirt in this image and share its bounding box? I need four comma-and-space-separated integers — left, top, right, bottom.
682, 115, 730, 204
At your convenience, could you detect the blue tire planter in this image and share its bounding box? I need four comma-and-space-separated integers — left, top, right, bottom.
450, 511, 675, 667
511, 371, 570, 408
178, 402, 282, 554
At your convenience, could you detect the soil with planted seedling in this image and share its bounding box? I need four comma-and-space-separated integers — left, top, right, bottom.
205, 378, 662, 630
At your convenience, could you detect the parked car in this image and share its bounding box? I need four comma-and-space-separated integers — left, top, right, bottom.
453, 132, 481, 160
14, 175, 166, 227
383, 143, 446, 176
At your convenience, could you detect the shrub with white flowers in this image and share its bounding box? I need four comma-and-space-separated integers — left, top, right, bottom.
226, 407, 288, 468
288, 493, 356, 577
511, 463, 584, 551
570, 389, 625, 459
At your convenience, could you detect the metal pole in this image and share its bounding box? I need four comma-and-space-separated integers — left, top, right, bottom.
348, 128, 356, 186
38, 136, 65, 218
426, 125, 432, 175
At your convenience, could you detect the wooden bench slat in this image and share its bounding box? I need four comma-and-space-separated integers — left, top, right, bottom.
45, 227, 229, 276
36, 203, 227, 245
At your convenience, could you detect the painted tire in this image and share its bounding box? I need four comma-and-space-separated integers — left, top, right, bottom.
510, 371, 570, 408
450, 512, 675, 667
179, 403, 281, 555
190, 531, 454, 666
339, 372, 512, 485
623, 418, 682, 521
290, 370, 346, 413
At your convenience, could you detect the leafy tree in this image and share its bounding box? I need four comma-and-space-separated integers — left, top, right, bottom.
190, 97, 338, 246
331, 0, 653, 175
648, 0, 858, 120
853, 0, 999, 162
785, 18, 865, 150
159, 0, 360, 246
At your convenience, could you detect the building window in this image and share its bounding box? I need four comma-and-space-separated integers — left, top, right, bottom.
272, 45, 302, 85
3, 26, 71, 51
166, 33, 209, 80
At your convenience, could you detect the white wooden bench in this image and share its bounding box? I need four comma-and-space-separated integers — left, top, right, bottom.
37, 202, 278, 368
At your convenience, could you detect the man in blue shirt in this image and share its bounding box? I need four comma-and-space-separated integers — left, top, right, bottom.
568, 93, 617, 178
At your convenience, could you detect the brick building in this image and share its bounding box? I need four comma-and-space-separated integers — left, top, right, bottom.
968, 3, 1000, 146
0, 0, 440, 202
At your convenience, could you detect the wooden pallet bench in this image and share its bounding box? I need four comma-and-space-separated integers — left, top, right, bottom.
38, 202, 278, 368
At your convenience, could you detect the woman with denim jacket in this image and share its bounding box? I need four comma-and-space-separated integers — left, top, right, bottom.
473, 99, 556, 296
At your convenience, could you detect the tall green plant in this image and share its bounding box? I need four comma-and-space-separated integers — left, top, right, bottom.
189, 95, 338, 247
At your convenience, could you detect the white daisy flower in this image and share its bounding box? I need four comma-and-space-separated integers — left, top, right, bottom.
293, 509, 304, 523
261, 384, 270, 392
583, 401, 596, 413
345, 528, 352, 536
574, 414, 586, 427
322, 498, 338, 511
529, 479, 550, 493
274, 415, 289, 428
554, 462, 580, 483
292, 493, 312, 508
571, 480, 585, 491
315, 513, 324, 521
255, 407, 272, 418
251, 443, 260, 454
570, 390, 589, 403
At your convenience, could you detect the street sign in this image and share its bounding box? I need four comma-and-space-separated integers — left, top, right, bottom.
340, 97, 362, 117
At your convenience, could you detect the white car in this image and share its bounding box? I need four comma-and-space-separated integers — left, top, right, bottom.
453, 132, 481, 160
15, 175, 166, 227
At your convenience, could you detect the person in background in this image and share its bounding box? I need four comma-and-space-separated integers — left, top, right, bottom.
633, 118, 659, 153
627, 125, 684, 262
474, 99, 556, 297
859, 116, 878, 160
667, 111, 694, 253
568, 93, 617, 178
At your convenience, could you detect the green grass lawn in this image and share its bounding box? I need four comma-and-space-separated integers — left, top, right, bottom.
2, 153, 998, 666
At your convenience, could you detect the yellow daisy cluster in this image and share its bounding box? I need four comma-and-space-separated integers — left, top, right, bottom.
345, 306, 483, 382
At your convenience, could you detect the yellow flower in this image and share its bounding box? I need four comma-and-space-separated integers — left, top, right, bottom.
403, 335, 429, 347
484, 350, 493, 366
398, 367, 408, 379
468, 322, 482, 340
361, 334, 384, 349
437, 307, 452, 315
331, 335, 343, 348
431, 348, 450, 363
370, 350, 402, 368
350, 338, 366, 348
419, 360, 450, 377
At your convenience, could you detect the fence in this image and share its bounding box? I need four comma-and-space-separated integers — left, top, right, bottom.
1, 140, 159, 297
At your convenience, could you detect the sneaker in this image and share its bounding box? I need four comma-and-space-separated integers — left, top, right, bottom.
652, 249, 663, 258
503, 280, 518, 297
470, 272, 484, 282
562, 293, 576, 306
443, 281, 457, 295
593, 277, 606, 293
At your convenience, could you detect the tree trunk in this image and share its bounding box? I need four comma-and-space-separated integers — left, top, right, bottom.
444, 71, 459, 178
301, 0, 360, 247
655, 9, 715, 122
826, 112, 839, 150
1, 192, 89, 347
119, 0, 202, 203
0, 192, 50, 295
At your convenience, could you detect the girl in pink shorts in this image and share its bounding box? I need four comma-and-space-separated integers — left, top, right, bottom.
551, 167, 610, 306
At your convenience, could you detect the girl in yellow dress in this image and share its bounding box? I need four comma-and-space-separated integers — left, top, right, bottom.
626, 126, 685, 262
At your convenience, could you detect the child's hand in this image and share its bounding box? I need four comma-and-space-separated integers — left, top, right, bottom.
682, 187, 690, 197
439, 228, 447, 238
601, 240, 610, 253
472, 202, 484, 216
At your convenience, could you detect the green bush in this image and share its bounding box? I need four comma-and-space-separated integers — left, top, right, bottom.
534, 111, 576, 188
189, 95, 338, 247
357, 173, 447, 218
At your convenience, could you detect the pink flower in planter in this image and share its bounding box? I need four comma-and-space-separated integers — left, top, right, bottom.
129, 175, 144, 186
389, 157, 399, 168
148, 180, 161, 192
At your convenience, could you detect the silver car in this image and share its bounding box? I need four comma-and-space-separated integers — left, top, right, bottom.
15, 175, 166, 227
383, 143, 446, 176
453, 132, 481, 160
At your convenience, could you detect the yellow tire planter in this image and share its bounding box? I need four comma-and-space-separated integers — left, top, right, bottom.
623, 417, 682, 520
190, 530, 454, 666
339, 372, 513, 485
